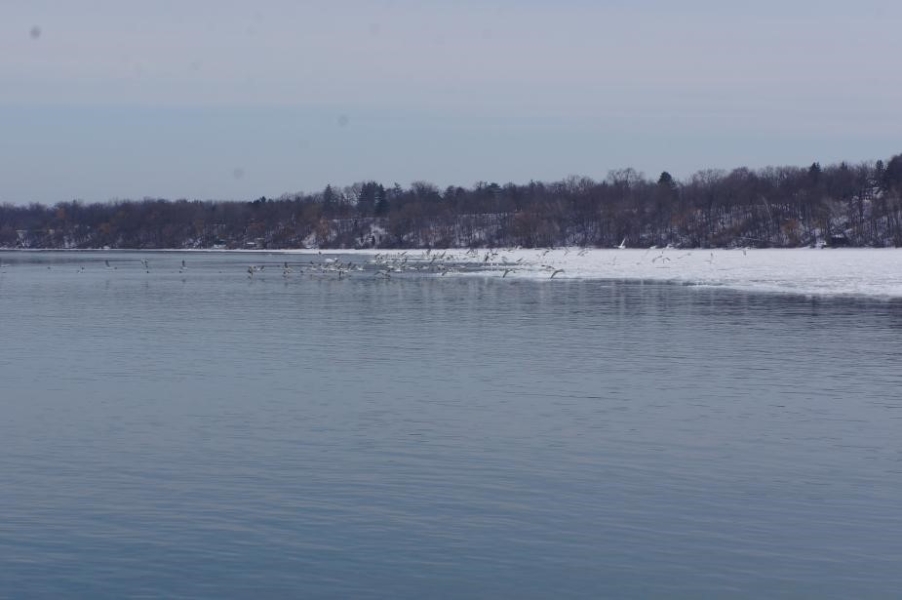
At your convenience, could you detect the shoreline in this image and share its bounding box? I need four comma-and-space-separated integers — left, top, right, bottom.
3, 247, 900, 299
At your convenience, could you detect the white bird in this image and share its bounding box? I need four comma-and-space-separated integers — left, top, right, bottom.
617, 238, 627, 250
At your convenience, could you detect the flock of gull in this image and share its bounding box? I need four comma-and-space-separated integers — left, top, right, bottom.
0, 243, 739, 282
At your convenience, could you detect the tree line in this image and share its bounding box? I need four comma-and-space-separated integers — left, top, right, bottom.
2, 154, 902, 250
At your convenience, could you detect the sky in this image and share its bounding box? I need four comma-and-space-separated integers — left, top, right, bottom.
2, 0, 901, 204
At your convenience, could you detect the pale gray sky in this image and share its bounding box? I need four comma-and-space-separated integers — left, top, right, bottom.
2, 0, 900, 204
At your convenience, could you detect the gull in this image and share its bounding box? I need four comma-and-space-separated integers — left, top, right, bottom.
179, 259, 187, 274
617, 238, 627, 250
550, 269, 564, 278
139, 259, 150, 273
502, 268, 512, 278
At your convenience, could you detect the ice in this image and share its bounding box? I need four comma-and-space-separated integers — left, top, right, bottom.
331, 247, 902, 299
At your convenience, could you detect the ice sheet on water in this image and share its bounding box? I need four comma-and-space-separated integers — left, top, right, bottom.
324, 247, 902, 299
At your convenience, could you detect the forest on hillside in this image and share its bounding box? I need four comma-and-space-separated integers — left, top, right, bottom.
2, 154, 902, 250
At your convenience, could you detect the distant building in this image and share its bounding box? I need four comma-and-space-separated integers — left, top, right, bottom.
828, 234, 851, 247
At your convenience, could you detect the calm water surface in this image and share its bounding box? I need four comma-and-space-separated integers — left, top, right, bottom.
1, 251, 901, 598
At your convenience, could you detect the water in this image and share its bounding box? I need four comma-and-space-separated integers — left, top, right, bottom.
2, 251, 901, 598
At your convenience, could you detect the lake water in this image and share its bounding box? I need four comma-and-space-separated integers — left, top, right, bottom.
2, 251, 901, 599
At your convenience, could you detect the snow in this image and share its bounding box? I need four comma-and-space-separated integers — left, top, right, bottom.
160, 246, 902, 298
328, 247, 902, 299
